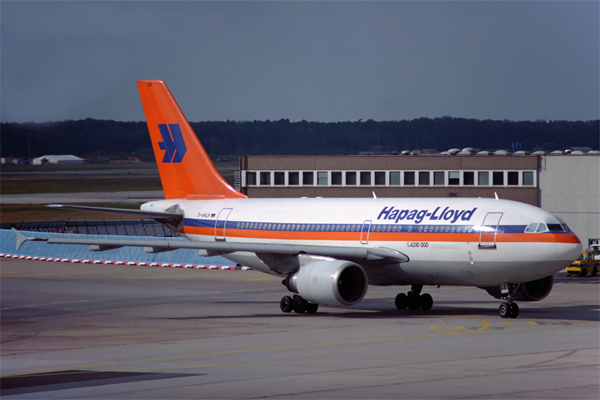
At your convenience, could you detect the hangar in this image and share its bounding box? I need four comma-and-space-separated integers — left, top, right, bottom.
32, 155, 84, 165
238, 151, 599, 246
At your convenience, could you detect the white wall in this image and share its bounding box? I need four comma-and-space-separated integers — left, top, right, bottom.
539, 155, 600, 247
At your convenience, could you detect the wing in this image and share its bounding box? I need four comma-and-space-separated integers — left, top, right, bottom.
13, 229, 408, 264
45, 204, 183, 227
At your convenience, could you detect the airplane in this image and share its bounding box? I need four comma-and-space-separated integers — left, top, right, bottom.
14, 80, 583, 318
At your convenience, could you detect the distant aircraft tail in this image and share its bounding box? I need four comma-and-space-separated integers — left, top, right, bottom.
137, 80, 246, 199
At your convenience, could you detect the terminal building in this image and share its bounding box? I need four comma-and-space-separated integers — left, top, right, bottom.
238, 151, 599, 247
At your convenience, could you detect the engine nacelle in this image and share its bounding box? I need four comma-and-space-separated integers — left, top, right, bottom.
284, 260, 368, 306
482, 275, 554, 302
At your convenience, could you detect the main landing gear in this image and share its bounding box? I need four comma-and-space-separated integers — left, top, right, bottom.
498, 283, 520, 318
395, 285, 433, 311
280, 295, 318, 314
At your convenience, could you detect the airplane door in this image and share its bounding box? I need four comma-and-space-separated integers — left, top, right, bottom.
360, 220, 372, 244
479, 212, 503, 249
215, 208, 233, 241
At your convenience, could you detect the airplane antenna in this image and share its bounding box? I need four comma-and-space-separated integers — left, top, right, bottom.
494, 192, 499, 200
372, 191, 377, 199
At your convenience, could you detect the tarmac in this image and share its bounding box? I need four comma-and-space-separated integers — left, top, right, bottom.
1, 258, 599, 399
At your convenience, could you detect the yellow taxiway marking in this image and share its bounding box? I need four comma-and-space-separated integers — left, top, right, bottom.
502, 321, 513, 325
0, 316, 490, 377
428, 325, 464, 330
3, 318, 599, 378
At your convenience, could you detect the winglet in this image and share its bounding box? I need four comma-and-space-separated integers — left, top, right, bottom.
137, 80, 247, 200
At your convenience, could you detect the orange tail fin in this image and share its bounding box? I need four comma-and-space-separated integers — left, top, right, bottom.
137, 80, 246, 200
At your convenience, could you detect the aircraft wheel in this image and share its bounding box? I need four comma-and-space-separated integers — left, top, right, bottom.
509, 303, 520, 318
499, 303, 511, 318
293, 296, 307, 314
407, 292, 420, 310
420, 293, 433, 311
395, 293, 408, 310
305, 303, 319, 314
280, 296, 293, 313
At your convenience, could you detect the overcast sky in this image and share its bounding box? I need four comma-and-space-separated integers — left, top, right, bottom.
1, 1, 598, 123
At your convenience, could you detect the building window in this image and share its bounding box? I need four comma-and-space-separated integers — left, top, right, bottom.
345, 171, 357, 185
331, 171, 342, 185
389, 171, 400, 186
288, 172, 299, 185
360, 171, 371, 185
260, 171, 270, 186
317, 171, 328, 186
302, 171, 314, 185
404, 171, 415, 185
274, 172, 285, 185
433, 171, 445, 185
507, 171, 518, 186
523, 171, 534, 186
478, 171, 489, 186
493, 171, 504, 186
449, 171, 460, 185
246, 172, 256, 186
374, 171, 386, 185
463, 171, 474, 186
419, 171, 430, 186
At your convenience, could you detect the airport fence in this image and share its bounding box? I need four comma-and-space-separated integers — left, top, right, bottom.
0, 220, 174, 237
0, 229, 235, 267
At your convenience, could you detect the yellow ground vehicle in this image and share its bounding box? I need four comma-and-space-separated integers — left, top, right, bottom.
566, 246, 599, 277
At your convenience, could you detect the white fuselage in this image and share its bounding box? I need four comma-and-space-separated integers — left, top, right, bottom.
141, 197, 582, 287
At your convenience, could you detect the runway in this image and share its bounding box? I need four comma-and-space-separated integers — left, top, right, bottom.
1, 258, 598, 399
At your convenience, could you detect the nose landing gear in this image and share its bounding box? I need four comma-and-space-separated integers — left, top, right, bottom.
498, 283, 520, 318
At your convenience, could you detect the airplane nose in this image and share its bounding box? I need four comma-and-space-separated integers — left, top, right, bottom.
558, 235, 583, 263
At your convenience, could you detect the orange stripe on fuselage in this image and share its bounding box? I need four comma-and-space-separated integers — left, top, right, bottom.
181, 227, 580, 244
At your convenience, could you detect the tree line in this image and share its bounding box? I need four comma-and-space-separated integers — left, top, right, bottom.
2, 117, 598, 160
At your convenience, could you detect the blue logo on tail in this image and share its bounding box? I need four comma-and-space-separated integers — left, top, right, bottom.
158, 124, 187, 163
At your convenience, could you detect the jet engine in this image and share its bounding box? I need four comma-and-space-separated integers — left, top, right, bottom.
482, 275, 554, 301
283, 260, 368, 306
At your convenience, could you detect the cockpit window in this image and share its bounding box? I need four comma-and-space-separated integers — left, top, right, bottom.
555, 217, 571, 233
535, 223, 548, 233
526, 221, 570, 233
547, 224, 565, 232
525, 223, 538, 233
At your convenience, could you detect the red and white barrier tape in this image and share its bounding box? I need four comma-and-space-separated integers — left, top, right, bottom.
0, 253, 251, 270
